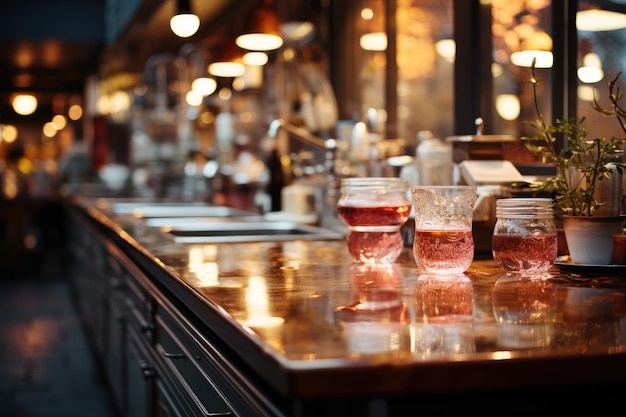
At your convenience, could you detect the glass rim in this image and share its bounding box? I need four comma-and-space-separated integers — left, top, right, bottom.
410, 185, 477, 189
342, 177, 407, 184
496, 197, 553, 205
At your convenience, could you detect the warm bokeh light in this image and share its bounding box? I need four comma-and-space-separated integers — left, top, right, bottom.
218, 88, 233, 101
577, 9, 626, 31
191, 77, 217, 96
2, 169, 18, 199
68, 104, 83, 120
578, 66, 604, 84
495, 94, 521, 121
43, 122, 57, 138
52, 114, 67, 130
360, 32, 387, 51
208, 62, 246, 78
236, 34, 283, 51
170, 14, 200, 38
1, 124, 18, 143
577, 52, 604, 84
185, 90, 203, 106
435, 39, 456, 63
12, 94, 38, 115
97, 95, 110, 114
361, 7, 374, 20
510, 50, 553, 68
109, 91, 131, 113
578, 85, 598, 102
17, 157, 33, 175
243, 52, 269, 66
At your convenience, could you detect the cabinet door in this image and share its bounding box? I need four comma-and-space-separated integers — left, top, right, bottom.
154, 306, 235, 417
154, 378, 186, 417
107, 289, 127, 413
126, 328, 154, 417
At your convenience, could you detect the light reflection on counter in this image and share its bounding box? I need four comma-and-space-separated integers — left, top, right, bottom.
414, 273, 476, 356
243, 275, 285, 352
187, 245, 220, 287
492, 273, 558, 349
334, 263, 411, 358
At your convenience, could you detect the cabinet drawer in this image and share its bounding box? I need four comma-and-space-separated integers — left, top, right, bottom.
155, 310, 234, 416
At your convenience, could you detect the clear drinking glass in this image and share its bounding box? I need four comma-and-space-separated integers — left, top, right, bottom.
337, 177, 411, 263
411, 185, 477, 274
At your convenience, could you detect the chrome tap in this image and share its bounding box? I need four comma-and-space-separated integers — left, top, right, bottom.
267, 118, 344, 231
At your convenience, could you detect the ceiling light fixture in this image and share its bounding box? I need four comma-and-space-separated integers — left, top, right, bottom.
235, 0, 283, 51
12, 94, 38, 116
170, 0, 200, 38
208, 39, 246, 78
243, 52, 269, 66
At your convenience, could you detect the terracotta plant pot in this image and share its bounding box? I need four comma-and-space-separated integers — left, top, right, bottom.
561, 215, 626, 265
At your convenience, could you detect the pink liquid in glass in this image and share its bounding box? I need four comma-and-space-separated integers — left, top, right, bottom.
338, 204, 411, 262
413, 229, 474, 274
492, 233, 557, 272
337, 204, 411, 228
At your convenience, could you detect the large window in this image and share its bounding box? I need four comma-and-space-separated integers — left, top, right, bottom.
334, 1, 626, 162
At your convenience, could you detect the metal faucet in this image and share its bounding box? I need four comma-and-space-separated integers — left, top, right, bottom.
267, 118, 344, 231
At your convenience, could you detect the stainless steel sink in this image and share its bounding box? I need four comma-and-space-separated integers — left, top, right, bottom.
103, 201, 259, 218
158, 220, 344, 243
129, 205, 260, 218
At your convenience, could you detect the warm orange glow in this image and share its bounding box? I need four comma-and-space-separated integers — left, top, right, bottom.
68, 104, 83, 120
1, 124, 18, 143
52, 114, 67, 130
12, 94, 38, 115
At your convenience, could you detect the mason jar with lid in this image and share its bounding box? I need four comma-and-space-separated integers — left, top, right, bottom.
492, 198, 557, 273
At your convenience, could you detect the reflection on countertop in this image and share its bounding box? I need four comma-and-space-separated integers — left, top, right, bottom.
68, 194, 626, 399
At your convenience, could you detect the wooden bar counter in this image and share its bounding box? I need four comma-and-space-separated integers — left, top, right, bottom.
66, 196, 626, 416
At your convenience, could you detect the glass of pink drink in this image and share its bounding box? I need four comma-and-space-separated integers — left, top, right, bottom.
338, 177, 411, 263
411, 186, 477, 274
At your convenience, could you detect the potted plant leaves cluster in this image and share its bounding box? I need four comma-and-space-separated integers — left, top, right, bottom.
521, 61, 626, 265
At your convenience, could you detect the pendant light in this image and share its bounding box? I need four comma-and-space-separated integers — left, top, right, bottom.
170, 0, 200, 38
235, 0, 283, 51
208, 38, 246, 78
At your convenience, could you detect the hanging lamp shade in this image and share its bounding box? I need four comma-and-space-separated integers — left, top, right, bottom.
170, 0, 200, 38
235, 0, 283, 51
208, 38, 246, 78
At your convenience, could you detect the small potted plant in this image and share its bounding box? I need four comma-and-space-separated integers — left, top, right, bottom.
521, 60, 626, 265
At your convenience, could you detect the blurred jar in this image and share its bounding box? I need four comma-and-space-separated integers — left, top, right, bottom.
414, 274, 475, 355
492, 275, 558, 349
337, 177, 410, 263
492, 198, 557, 273
334, 263, 411, 357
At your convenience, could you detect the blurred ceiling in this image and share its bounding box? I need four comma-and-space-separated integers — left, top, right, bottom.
0, 0, 253, 128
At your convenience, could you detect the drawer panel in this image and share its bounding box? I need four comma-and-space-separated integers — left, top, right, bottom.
155, 309, 234, 416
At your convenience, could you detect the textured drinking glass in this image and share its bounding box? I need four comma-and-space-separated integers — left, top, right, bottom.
411, 186, 477, 274
337, 177, 411, 263
492, 198, 557, 273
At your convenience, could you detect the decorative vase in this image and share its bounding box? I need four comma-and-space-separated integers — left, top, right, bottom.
561, 215, 626, 265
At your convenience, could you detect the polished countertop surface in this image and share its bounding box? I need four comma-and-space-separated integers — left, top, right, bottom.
71, 196, 626, 398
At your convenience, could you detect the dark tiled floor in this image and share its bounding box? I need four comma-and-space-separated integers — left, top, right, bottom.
0, 272, 118, 417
